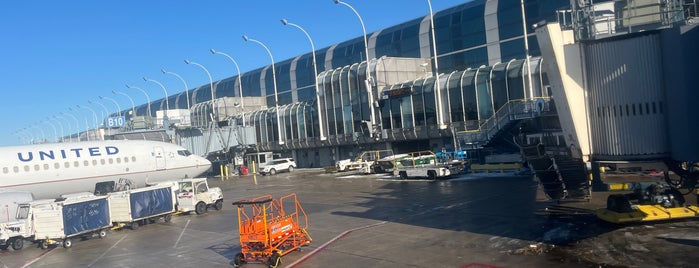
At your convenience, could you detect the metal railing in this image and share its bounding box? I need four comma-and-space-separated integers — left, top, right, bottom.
557, 0, 687, 41
686, 0, 698, 22
455, 98, 551, 149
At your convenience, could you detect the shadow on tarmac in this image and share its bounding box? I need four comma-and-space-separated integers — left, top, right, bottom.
331, 175, 620, 246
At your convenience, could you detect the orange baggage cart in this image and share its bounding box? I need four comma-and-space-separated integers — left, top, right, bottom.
232, 193, 312, 267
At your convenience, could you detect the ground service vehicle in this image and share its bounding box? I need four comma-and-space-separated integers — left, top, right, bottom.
108, 183, 177, 230
0, 190, 33, 224
175, 178, 223, 214
393, 151, 465, 180
0, 220, 28, 250
372, 153, 411, 173
23, 194, 111, 249
232, 193, 312, 268
0, 199, 55, 250
596, 182, 699, 223
336, 150, 396, 173
259, 158, 296, 176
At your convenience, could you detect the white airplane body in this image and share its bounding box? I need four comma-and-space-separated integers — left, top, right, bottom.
0, 140, 211, 199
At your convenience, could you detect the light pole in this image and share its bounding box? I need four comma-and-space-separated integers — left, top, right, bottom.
425, 0, 446, 129
68, 108, 90, 141
243, 35, 284, 145
99, 96, 122, 118
77, 105, 100, 140
210, 49, 246, 127
334, 0, 376, 136
31, 124, 46, 143
89, 100, 112, 136
22, 128, 35, 144
281, 19, 327, 141
161, 69, 191, 111
184, 59, 217, 121
520, 0, 534, 101
126, 84, 152, 117
113, 90, 136, 117
44, 119, 58, 143
14, 129, 30, 144
143, 77, 170, 111
20, 128, 34, 144
62, 111, 82, 142
55, 115, 72, 142
46, 116, 66, 142
47, 117, 65, 142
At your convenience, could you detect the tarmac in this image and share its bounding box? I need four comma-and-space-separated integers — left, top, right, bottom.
2, 169, 699, 267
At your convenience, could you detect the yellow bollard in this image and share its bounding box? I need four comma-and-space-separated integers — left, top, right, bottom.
224, 165, 229, 180
219, 164, 224, 180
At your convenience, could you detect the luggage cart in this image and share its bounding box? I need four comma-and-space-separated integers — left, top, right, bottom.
232, 193, 312, 268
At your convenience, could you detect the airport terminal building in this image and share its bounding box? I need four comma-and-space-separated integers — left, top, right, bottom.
102, 0, 567, 167
87, 0, 699, 201
112, 0, 565, 168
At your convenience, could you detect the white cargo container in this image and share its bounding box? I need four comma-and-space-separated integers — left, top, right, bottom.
31, 194, 111, 248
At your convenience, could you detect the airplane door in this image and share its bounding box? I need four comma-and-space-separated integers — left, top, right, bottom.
154, 146, 165, 170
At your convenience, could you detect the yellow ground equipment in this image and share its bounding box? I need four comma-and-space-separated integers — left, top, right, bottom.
232, 193, 312, 267
596, 182, 699, 223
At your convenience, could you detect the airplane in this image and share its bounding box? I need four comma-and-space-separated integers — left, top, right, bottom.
0, 140, 211, 200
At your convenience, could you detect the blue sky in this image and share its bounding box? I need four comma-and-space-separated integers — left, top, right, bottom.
0, 0, 468, 146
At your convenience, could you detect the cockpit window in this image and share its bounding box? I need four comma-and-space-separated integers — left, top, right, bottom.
177, 150, 192, 157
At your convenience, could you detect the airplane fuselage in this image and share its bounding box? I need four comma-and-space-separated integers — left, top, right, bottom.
0, 140, 211, 199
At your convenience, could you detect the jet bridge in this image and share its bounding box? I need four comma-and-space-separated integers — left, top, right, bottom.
530, 0, 699, 201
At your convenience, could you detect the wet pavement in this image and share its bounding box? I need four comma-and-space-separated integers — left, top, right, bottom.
2, 169, 699, 267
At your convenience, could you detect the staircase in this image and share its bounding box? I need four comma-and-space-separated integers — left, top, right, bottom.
521, 144, 590, 201
554, 155, 590, 199
457, 98, 551, 149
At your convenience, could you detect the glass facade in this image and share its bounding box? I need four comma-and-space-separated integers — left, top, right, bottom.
236, 56, 547, 147
129, 0, 564, 147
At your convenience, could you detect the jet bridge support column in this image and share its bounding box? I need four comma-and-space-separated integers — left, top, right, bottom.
534, 23, 591, 162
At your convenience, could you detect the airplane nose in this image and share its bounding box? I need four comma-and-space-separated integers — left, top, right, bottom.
202, 157, 212, 168
198, 156, 212, 169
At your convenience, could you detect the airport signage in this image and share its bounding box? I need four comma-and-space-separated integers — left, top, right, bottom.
381, 87, 413, 100
107, 116, 126, 128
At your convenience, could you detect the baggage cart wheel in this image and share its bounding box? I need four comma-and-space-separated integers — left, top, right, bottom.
39, 240, 49, 249
267, 251, 281, 268
98, 229, 108, 239
399, 171, 408, 180
214, 200, 223, 211
233, 253, 245, 266
62, 239, 73, 248
195, 202, 207, 215
10, 238, 23, 250
131, 221, 140, 230
163, 214, 172, 222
